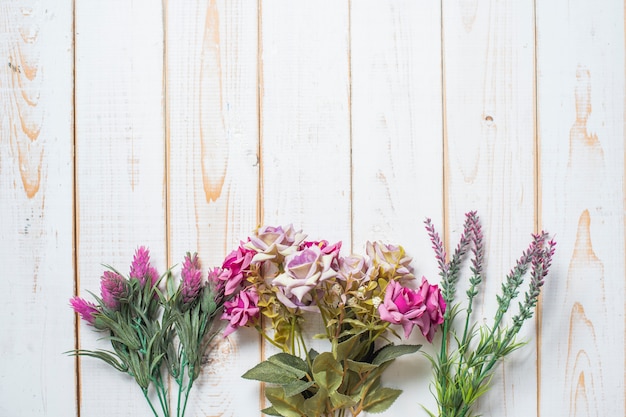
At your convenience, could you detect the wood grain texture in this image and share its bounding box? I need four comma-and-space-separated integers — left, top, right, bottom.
74, 1, 167, 415
349, 1, 444, 414
442, 1, 537, 416
165, 0, 261, 415
258, 0, 352, 409
259, 0, 351, 243
0, 1, 75, 415
1, 1, 625, 416
537, 0, 625, 415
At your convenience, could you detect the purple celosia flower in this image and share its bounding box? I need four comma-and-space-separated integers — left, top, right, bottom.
221, 244, 255, 296
378, 279, 446, 342
181, 252, 203, 305
100, 270, 127, 310
70, 296, 99, 325
221, 288, 260, 337
129, 246, 159, 287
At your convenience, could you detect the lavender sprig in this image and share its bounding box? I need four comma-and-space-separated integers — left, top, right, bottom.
424, 213, 556, 417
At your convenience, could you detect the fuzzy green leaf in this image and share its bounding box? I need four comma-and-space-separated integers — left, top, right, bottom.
345, 359, 377, 375
371, 343, 421, 366
268, 353, 309, 379
265, 386, 305, 417
330, 391, 357, 409
302, 388, 328, 417
362, 387, 402, 413
335, 331, 367, 361
242, 360, 302, 384
282, 379, 315, 397
312, 352, 343, 393
260, 406, 283, 416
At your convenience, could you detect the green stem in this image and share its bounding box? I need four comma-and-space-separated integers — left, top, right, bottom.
142, 388, 162, 417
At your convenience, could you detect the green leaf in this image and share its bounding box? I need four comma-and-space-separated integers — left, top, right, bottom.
265, 386, 305, 417
260, 405, 283, 416
345, 359, 377, 375
312, 352, 343, 393
302, 388, 328, 417
242, 360, 302, 384
282, 380, 315, 397
362, 387, 402, 413
268, 353, 309, 379
330, 391, 357, 409
67, 349, 128, 373
372, 343, 421, 366
335, 331, 367, 361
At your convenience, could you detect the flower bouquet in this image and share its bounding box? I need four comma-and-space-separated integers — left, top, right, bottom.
69, 247, 233, 417
220, 225, 446, 417
422, 212, 556, 417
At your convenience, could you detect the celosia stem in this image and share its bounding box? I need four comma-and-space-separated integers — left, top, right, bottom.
142, 388, 162, 417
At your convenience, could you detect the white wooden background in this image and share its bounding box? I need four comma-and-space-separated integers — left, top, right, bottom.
1, 1, 624, 416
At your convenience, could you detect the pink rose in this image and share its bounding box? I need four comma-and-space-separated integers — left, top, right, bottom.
378, 280, 425, 338
272, 246, 337, 308
244, 225, 307, 262
221, 289, 260, 337
337, 254, 373, 282
378, 278, 445, 341
413, 277, 446, 342
221, 244, 255, 295
366, 241, 414, 280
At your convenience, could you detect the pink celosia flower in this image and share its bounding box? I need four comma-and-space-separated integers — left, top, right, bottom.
181, 253, 203, 305
221, 244, 254, 296
273, 246, 337, 306
413, 277, 446, 342
100, 271, 127, 310
221, 288, 260, 337
70, 296, 99, 325
129, 246, 159, 287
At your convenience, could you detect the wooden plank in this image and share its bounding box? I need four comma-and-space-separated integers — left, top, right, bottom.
259, 0, 351, 243
536, 0, 625, 415
442, 1, 537, 416
0, 1, 76, 415
74, 1, 167, 415
258, 0, 351, 411
164, 0, 261, 415
350, 1, 444, 414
